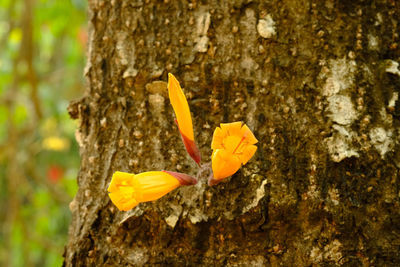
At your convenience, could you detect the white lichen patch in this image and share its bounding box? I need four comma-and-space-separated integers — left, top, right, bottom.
148, 94, 165, 114
241, 8, 257, 35
115, 32, 137, 78
385, 60, 400, 76
310, 239, 343, 264
116, 32, 130, 65
368, 34, 379, 51
195, 10, 211, 36
123, 67, 138, 79
125, 246, 149, 265
327, 95, 359, 125
321, 58, 356, 96
375, 13, 383, 26
240, 55, 259, 74
325, 127, 359, 162
194, 35, 209, 53
388, 92, 399, 109
188, 209, 209, 224
179, 179, 209, 224
165, 204, 183, 228
320, 58, 361, 162
194, 10, 211, 53
257, 15, 276, 38
223, 210, 235, 220
379, 107, 393, 125
242, 179, 268, 213
75, 129, 84, 148
305, 174, 320, 200
369, 127, 394, 158
324, 239, 343, 264
328, 187, 340, 206
310, 247, 323, 263
332, 124, 353, 138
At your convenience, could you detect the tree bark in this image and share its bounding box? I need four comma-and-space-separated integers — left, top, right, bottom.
64, 0, 400, 266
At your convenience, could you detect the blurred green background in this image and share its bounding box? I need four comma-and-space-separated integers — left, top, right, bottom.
0, 0, 86, 266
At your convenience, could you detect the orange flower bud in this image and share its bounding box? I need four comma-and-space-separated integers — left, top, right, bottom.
108, 171, 197, 211
210, 122, 258, 184
168, 73, 201, 164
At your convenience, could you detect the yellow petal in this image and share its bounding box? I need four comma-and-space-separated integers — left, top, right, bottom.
211, 126, 224, 150
241, 124, 258, 145
107, 171, 135, 193
212, 149, 242, 180
109, 192, 138, 211
168, 73, 194, 141
220, 121, 242, 136
134, 171, 180, 202
108, 171, 138, 211
224, 135, 243, 154
239, 144, 257, 165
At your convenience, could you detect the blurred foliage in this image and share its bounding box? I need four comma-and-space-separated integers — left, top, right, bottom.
0, 0, 86, 266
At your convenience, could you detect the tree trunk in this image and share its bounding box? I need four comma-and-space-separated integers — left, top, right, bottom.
64, 0, 400, 266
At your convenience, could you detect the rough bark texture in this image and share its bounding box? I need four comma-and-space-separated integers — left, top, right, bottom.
64, 0, 400, 266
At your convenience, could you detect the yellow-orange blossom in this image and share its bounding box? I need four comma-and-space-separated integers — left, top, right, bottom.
168, 73, 201, 164
211, 122, 258, 181
108, 171, 197, 211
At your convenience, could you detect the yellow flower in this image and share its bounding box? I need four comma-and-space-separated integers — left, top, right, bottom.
108, 171, 197, 211
42, 136, 70, 151
168, 73, 201, 164
210, 122, 258, 183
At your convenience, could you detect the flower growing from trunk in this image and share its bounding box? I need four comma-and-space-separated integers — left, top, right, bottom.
108, 171, 197, 211
168, 73, 201, 165
210, 122, 258, 185
107, 74, 259, 211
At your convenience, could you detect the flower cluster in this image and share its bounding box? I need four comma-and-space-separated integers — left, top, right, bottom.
108, 74, 257, 211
